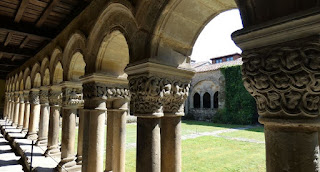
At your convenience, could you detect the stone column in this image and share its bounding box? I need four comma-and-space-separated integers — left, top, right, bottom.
3, 93, 8, 120
22, 91, 30, 133
200, 93, 203, 109
76, 109, 84, 165
111, 99, 129, 172
36, 87, 50, 145
81, 74, 129, 172
12, 92, 20, 127
17, 91, 25, 129
9, 92, 15, 123
45, 86, 62, 157
57, 82, 83, 171
26, 89, 40, 140
232, 14, 320, 171
105, 107, 114, 172
125, 63, 194, 172
5, 93, 11, 122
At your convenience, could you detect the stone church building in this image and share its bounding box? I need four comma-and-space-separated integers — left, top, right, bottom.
186, 53, 242, 121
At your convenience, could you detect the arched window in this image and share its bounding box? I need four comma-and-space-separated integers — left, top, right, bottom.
203, 92, 211, 108
194, 93, 200, 108
214, 91, 219, 108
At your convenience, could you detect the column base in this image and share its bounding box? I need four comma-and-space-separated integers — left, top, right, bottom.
44, 146, 61, 158
17, 125, 23, 129
11, 123, 17, 127
76, 155, 82, 165
56, 157, 78, 172
36, 138, 47, 146
21, 128, 28, 133
25, 132, 38, 140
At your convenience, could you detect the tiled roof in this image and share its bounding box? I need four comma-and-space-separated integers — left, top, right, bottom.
195, 58, 243, 72
191, 61, 211, 68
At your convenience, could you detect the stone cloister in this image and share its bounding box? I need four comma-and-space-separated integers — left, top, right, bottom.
2, 0, 320, 172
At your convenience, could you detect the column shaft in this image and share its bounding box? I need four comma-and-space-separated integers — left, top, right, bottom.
45, 106, 61, 157
17, 101, 25, 129
161, 116, 181, 172
36, 104, 50, 145
137, 117, 161, 172
76, 109, 84, 165
7, 100, 12, 122
82, 109, 105, 172
26, 103, 40, 140
105, 111, 114, 172
22, 102, 30, 132
112, 110, 127, 172
13, 99, 19, 126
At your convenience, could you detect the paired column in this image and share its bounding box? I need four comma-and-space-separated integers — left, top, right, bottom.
12, 92, 20, 127
125, 62, 193, 172
76, 109, 84, 165
17, 91, 25, 129
36, 87, 50, 145
81, 74, 130, 172
26, 89, 40, 140
232, 16, 320, 171
45, 86, 62, 157
22, 90, 31, 133
57, 82, 83, 171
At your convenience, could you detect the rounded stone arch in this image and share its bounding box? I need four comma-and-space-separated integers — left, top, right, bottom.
40, 57, 50, 86
31, 63, 41, 88
63, 31, 86, 81
49, 47, 64, 84
52, 61, 63, 84
23, 67, 31, 90
86, 3, 140, 73
150, 0, 237, 67
25, 76, 32, 90
13, 74, 18, 91
8, 77, 13, 92
95, 30, 129, 77
18, 71, 24, 91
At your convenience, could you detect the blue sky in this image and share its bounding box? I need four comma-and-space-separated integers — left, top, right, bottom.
191, 9, 243, 62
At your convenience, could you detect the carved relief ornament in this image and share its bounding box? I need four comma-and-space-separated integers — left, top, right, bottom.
82, 83, 130, 101
29, 91, 40, 105
62, 87, 84, 107
49, 89, 62, 106
242, 38, 320, 117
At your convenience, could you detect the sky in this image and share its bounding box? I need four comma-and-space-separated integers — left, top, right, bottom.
191, 9, 243, 62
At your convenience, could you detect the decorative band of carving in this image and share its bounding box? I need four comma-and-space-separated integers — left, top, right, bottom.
23, 92, 30, 103
129, 75, 190, 115
40, 90, 49, 104
29, 91, 40, 105
49, 89, 62, 106
83, 83, 130, 101
62, 87, 84, 107
242, 36, 320, 118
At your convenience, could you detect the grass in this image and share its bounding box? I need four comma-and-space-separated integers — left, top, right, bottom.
219, 126, 265, 142
58, 120, 266, 172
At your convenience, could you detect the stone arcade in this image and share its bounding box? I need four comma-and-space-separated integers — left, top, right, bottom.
1, 0, 320, 172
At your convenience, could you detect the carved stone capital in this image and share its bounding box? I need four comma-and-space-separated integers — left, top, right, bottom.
242, 36, 320, 119
49, 86, 62, 107
19, 91, 24, 102
61, 85, 84, 108
39, 89, 49, 105
29, 90, 40, 105
125, 62, 194, 117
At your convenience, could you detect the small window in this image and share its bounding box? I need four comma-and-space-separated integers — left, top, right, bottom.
226, 57, 233, 61
194, 93, 200, 108
203, 92, 211, 108
214, 91, 219, 108
215, 59, 223, 63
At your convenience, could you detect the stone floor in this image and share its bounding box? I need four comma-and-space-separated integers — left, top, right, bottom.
0, 120, 60, 172
0, 129, 24, 172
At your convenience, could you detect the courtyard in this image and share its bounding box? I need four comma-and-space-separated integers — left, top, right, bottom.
59, 120, 266, 172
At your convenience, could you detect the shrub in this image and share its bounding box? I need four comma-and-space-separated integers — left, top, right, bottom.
213, 65, 257, 124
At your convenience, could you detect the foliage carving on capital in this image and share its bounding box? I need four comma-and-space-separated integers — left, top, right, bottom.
83, 83, 130, 101
129, 75, 190, 115
29, 91, 40, 105
39, 90, 49, 104
23, 92, 30, 103
242, 38, 320, 117
62, 87, 84, 107
49, 89, 62, 106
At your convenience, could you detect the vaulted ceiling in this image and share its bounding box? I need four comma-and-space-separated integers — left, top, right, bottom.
0, 0, 91, 79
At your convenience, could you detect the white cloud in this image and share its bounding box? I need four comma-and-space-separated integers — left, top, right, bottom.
191, 9, 243, 62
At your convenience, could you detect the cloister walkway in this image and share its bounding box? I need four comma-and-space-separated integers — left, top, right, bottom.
0, 127, 23, 172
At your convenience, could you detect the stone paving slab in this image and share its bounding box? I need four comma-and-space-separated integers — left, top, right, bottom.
0, 120, 60, 172
0, 128, 23, 172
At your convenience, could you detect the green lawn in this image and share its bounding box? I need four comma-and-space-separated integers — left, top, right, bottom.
59, 120, 266, 172
219, 126, 265, 142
